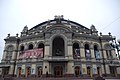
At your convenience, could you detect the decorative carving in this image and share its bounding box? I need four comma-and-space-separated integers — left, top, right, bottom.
54, 15, 64, 24
52, 29, 65, 34
22, 25, 28, 32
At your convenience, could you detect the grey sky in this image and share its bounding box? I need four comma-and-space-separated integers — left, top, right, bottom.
0, 0, 120, 60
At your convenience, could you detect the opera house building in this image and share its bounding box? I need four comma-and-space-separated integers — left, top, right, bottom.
0, 16, 120, 78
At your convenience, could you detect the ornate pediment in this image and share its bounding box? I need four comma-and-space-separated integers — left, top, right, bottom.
44, 25, 72, 34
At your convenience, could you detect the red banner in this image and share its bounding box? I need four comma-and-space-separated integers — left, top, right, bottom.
19, 48, 43, 59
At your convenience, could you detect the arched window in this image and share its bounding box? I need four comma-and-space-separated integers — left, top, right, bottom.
20, 45, 24, 51
6, 45, 14, 61
52, 37, 65, 56
38, 43, 44, 58
94, 45, 100, 60
85, 44, 91, 59
28, 44, 33, 50
104, 44, 112, 59
38, 43, 44, 48
73, 43, 80, 59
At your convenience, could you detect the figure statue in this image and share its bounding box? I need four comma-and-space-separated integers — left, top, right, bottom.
56, 49, 62, 56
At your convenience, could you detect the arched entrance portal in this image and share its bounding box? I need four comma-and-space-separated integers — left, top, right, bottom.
54, 66, 63, 77
75, 66, 81, 77
52, 37, 65, 56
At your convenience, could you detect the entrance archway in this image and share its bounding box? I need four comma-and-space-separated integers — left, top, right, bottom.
2, 67, 9, 77
54, 66, 63, 77
87, 66, 92, 77
26, 67, 31, 77
18, 67, 21, 77
75, 66, 81, 77
110, 66, 117, 77
52, 37, 65, 56
97, 67, 100, 76
37, 67, 42, 77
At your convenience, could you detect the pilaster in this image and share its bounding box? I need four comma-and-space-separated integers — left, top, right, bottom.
103, 50, 107, 59
8, 65, 14, 76
92, 65, 97, 77
91, 49, 95, 59
21, 65, 25, 77
80, 48, 85, 61
12, 51, 16, 60
44, 45, 50, 58
31, 64, 36, 77
42, 61, 49, 77
65, 61, 74, 77
2, 50, 7, 60
67, 45, 73, 59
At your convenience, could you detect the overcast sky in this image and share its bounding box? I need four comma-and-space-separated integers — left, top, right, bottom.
0, 0, 120, 60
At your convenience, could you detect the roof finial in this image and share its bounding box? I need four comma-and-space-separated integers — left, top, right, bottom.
54, 15, 64, 19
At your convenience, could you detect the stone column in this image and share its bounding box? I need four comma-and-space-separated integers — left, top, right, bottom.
14, 65, 17, 77
44, 45, 50, 58
80, 48, 85, 61
82, 64, 87, 77
17, 51, 20, 59
90, 48, 95, 61
0, 68, 2, 76
67, 45, 73, 59
21, 65, 25, 77
92, 65, 97, 77
8, 65, 14, 76
66, 61, 74, 77
31, 64, 36, 77
42, 61, 49, 77
2, 50, 7, 61
103, 50, 107, 59
101, 65, 105, 75
12, 51, 16, 60
105, 65, 110, 76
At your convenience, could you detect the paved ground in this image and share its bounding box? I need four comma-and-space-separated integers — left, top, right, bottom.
0, 77, 120, 80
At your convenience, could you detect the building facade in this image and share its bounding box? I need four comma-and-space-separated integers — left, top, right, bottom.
0, 16, 120, 78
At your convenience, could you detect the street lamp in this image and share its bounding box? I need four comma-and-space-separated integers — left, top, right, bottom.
109, 35, 120, 59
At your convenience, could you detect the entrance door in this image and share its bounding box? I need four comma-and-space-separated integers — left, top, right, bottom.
75, 66, 80, 77
2, 67, 9, 77
54, 66, 63, 77
97, 67, 100, 76
18, 67, 21, 77
26, 67, 31, 77
110, 66, 116, 77
37, 67, 42, 77
87, 67, 92, 77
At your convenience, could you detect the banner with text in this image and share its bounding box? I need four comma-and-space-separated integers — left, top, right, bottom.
19, 48, 43, 59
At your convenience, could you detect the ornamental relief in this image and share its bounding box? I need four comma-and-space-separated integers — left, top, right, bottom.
52, 29, 65, 34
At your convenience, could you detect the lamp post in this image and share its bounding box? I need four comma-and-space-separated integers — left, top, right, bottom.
99, 32, 107, 77
109, 36, 120, 59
